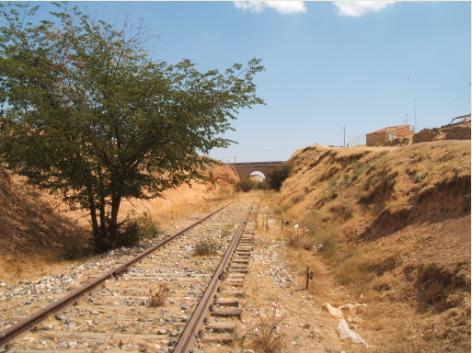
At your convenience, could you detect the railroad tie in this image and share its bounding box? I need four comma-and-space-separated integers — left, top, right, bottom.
199, 230, 255, 348
215, 297, 240, 307
209, 307, 242, 318
201, 332, 234, 344
206, 321, 236, 332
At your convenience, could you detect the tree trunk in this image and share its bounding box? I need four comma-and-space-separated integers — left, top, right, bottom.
97, 174, 107, 242
99, 193, 106, 240
87, 185, 100, 246
109, 193, 121, 246
87, 187, 98, 235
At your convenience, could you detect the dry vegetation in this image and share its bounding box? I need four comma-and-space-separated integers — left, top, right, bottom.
148, 283, 171, 307
193, 238, 220, 256
0, 164, 237, 282
249, 302, 286, 353
271, 140, 471, 352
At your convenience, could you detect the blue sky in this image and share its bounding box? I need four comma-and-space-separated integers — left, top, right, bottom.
39, 1, 470, 162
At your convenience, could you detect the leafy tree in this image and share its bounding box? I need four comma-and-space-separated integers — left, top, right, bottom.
267, 163, 293, 191
0, 3, 264, 251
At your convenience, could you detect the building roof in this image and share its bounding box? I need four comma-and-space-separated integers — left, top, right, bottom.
444, 113, 471, 127
367, 124, 411, 135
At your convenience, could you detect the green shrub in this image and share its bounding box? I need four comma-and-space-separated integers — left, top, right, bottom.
63, 238, 86, 260
266, 163, 293, 191
320, 177, 338, 202
111, 214, 161, 249
193, 238, 220, 256
301, 210, 338, 259
117, 221, 141, 248
235, 179, 260, 192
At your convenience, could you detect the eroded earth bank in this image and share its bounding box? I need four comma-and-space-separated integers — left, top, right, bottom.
0, 140, 470, 353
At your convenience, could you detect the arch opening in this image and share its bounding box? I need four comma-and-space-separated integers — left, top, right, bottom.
249, 171, 266, 183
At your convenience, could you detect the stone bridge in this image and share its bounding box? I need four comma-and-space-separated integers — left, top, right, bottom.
229, 161, 286, 181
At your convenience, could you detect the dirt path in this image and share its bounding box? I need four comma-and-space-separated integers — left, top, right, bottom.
241, 234, 344, 353
201, 203, 368, 353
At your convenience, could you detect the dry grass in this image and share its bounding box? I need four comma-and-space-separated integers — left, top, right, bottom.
193, 238, 220, 256
355, 340, 446, 353
269, 140, 471, 351
287, 234, 314, 250
134, 213, 161, 239
63, 238, 88, 260
286, 232, 315, 250
148, 283, 170, 307
0, 164, 237, 282
299, 210, 338, 259
249, 303, 286, 353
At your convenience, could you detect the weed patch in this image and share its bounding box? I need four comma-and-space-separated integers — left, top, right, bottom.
193, 238, 220, 256
135, 213, 162, 239
300, 210, 338, 259
249, 303, 286, 353
287, 232, 314, 250
148, 284, 170, 307
235, 179, 262, 192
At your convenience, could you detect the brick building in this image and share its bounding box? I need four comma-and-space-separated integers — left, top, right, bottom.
366, 125, 413, 146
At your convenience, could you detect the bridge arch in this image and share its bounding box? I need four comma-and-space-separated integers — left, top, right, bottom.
229, 161, 286, 181
249, 170, 266, 182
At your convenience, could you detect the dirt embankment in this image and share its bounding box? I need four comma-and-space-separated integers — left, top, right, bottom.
275, 140, 471, 352
0, 164, 237, 281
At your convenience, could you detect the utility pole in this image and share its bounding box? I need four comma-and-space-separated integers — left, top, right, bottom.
414, 98, 417, 132
343, 125, 346, 147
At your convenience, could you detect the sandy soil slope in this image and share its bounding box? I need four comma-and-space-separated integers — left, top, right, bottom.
273, 140, 470, 352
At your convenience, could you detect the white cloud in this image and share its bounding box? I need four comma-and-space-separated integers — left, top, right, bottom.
234, 1, 306, 15
334, 1, 395, 17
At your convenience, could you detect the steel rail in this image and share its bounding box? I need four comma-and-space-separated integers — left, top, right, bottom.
173, 205, 252, 353
0, 201, 233, 348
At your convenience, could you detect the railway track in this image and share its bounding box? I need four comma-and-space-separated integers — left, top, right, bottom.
0, 200, 256, 353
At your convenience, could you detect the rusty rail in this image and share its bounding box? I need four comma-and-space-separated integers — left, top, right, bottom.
173, 206, 252, 353
0, 201, 233, 348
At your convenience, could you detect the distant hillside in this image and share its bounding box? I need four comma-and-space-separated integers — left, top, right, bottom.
276, 140, 470, 352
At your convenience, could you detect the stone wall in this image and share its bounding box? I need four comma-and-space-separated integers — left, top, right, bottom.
413, 122, 470, 143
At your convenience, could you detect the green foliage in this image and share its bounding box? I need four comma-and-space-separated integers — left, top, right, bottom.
63, 238, 86, 260
0, 3, 264, 252
235, 179, 261, 192
116, 221, 142, 249
266, 163, 293, 191
193, 238, 220, 256
301, 210, 337, 259
320, 177, 338, 202
97, 215, 161, 251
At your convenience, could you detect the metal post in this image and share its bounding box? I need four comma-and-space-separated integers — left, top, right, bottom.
305, 267, 314, 290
